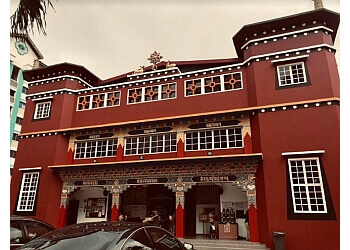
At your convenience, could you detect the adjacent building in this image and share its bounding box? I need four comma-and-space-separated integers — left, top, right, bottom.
10, 8, 340, 250
10, 34, 44, 174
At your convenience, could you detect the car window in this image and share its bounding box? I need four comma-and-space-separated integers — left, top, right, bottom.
10, 221, 24, 244
121, 229, 153, 250
24, 221, 53, 240
146, 228, 182, 250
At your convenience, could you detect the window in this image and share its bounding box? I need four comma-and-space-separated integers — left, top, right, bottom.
24, 221, 53, 241
288, 158, 327, 213
74, 139, 118, 159
121, 229, 153, 250
11, 65, 20, 81
127, 83, 176, 104
13, 133, 19, 141
124, 133, 177, 155
185, 127, 243, 151
10, 221, 24, 244
77, 91, 120, 110
185, 72, 242, 96
16, 117, 23, 125
277, 62, 307, 86
17, 172, 40, 212
34, 101, 51, 119
19, 101, 26, 109
22, 87, 28, 94
146, 228, 182, 250
10, 150, 17, 158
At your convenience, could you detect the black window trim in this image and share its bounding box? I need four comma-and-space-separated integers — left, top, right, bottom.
285, 154, 336, 220
274, 57, 311, 90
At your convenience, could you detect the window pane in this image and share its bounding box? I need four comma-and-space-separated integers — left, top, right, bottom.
122, 230, 153, 250
146, 228, 182, 250
288, 158, 327, 213
25, 221, 52, 241
10, 221, 24, 244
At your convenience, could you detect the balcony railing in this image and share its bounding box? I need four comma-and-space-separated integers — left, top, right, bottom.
10, 96, 14, 103
10, 79, 18, 88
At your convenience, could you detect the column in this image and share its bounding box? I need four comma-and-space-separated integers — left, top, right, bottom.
105, 180, 129, 221
166, 177, 194, 238
234, 173, 259, 242
111, 192, 120, 221
246, 174, 259, 242
57, 183, 75, 228
175, 191, 185, 238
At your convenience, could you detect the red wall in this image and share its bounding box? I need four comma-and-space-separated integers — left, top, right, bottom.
244, 32, 333, 60
247, 51, 339, 107
22, 94, 77, 133
11, 135, 70, 227
255, 105, 339, 249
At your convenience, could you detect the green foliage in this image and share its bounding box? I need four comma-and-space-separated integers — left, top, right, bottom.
10, 0, 55, 36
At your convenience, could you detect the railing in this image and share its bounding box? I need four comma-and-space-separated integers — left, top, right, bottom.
10, 96, 14, 103
10, 79, 18, 88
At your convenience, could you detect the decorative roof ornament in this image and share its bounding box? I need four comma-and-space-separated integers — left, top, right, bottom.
312, 0, 324, 10
148, 51, 163, 70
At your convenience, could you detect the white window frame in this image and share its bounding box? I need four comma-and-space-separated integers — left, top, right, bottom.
184, 72, 243, 97
288, 157, 327, 214
76, 91, 121, 111
74, 138, 118, 159
16, 172, 40, 212
184, 126, 244, 151
124, 132, 177, 155
34, 101, 51, 119
127, 83, 177, 105
277, 62, 307, 87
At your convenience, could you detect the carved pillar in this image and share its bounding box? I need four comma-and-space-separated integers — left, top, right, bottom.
175, 191, 185, 238
234, 173, 259, 242
166, 177, 194, 238
105, 180, 129, 222
57, 182, 76, 228
111, 193, 120, 221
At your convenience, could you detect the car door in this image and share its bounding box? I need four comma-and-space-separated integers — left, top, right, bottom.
145, 227, 183, 250
10, 220, 25, 250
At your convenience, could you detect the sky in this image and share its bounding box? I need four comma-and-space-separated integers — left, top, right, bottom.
9, 0, 341, 80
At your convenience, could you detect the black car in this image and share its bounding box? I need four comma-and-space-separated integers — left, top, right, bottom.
17, 221, 194, 250
10, 215, 55, 250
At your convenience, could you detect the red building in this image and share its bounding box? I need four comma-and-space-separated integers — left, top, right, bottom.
10, 8, 339, 250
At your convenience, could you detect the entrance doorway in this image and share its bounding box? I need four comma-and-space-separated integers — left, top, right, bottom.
121, 184, 175, 229
66, 199, 79, 226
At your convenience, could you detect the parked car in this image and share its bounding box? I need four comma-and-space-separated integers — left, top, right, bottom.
10, 215, 55, 250
17, 221, 194, 250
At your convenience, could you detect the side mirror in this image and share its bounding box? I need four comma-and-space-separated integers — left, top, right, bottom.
183, 242, 194, 250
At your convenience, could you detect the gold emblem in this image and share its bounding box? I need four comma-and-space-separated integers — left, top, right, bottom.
148, 51, 163, 70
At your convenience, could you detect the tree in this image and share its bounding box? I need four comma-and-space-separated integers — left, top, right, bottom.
10, 0, 55, 36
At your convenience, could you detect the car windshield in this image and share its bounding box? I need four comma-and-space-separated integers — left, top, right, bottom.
18, 230, 124, 250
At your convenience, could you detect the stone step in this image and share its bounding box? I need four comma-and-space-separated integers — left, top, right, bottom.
181, 239, 269, 250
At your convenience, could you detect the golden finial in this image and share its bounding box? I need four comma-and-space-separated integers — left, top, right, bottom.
312, 0, 324, 10
148, 51, 163, 70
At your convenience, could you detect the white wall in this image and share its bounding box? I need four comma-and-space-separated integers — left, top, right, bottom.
10, 37, 39, 70
70, 187, 110, 223
220, 183, 247, 206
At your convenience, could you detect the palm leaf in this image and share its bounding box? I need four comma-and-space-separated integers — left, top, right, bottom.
10, 0, 56, 37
